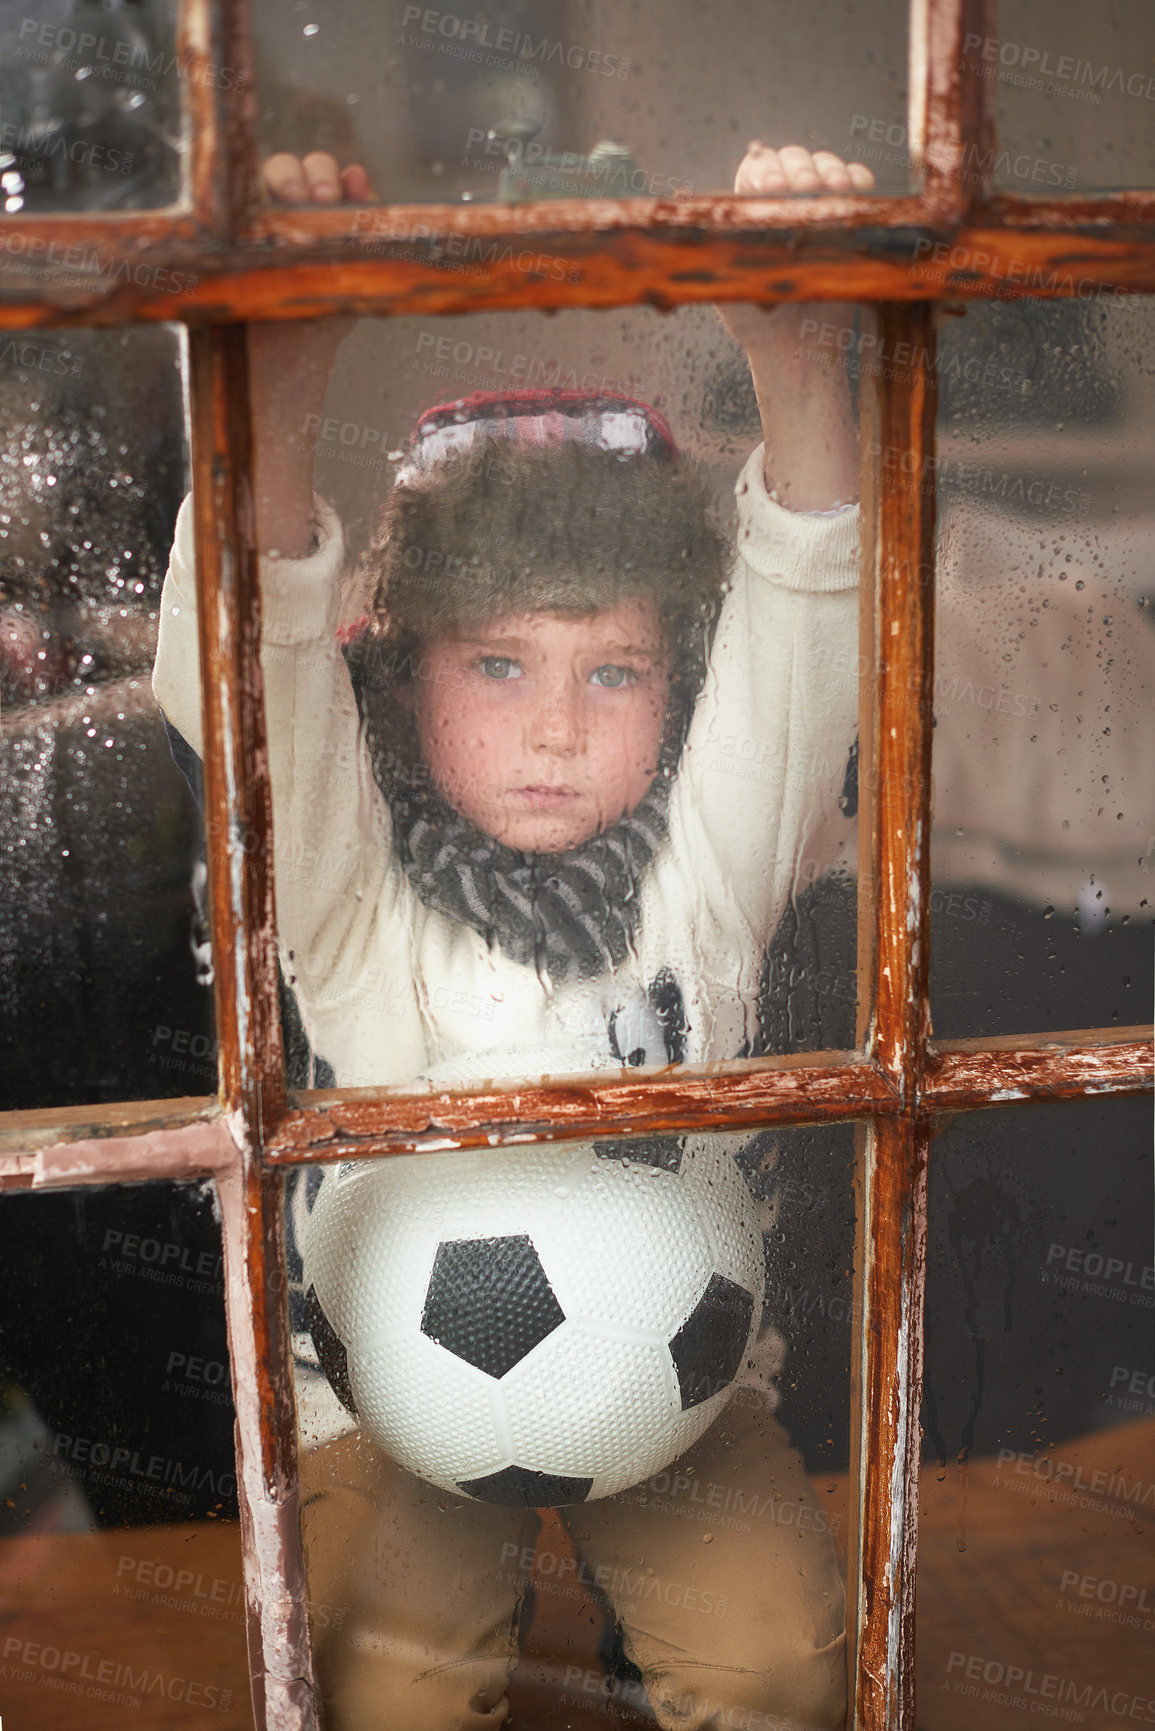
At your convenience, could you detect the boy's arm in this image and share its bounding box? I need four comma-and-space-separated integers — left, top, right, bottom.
153, 489, 428, 1081
249, 152, 372, 558
666, 147, 870, 946
719, 143, 873, 511
154, 153, 429, 1083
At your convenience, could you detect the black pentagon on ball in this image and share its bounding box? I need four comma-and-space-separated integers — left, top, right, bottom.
458, 1465, 594, 1507
305, 1284, 357, 1416
669, 1273, 756, 1410
592, 1136, 684, 1174
421, 1234, 565, 1379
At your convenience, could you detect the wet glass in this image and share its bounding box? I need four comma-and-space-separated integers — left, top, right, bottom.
285, 1122, 853, 1726
982, 0, 1155, 194
148, 302, 866, 1090
928, 295, 1154, 1039
0, 1181, 251, 1727
251, 0, 911, 202
0, 0, 184, 214
0, 324, 213, 1110
916, 1096, 1154, 1730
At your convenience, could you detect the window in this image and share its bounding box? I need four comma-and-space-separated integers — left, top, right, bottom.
1, 0, 1151, 1726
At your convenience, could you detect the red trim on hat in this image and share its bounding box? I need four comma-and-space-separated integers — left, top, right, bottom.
411, 388, 677, 460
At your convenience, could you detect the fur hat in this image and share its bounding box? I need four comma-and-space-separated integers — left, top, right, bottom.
363, 389, 729, 684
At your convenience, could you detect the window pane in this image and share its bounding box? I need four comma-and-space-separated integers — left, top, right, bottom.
929, 295, 1154, 1038
0, 1181, 252, 1727
251, 0, 910, 203
286, 1124, 852, 1727
917, 1097, 1153, 1730
154, 304, 865, 1090
0, 0, 184, 214
1, 325, 213, 1110
981, 0, 1155, 193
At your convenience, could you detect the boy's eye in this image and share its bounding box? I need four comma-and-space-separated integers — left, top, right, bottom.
590, 664, 636, 689
480, 656, 522, 680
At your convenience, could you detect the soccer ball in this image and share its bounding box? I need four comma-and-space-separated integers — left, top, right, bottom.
301, 1135, 764, 1506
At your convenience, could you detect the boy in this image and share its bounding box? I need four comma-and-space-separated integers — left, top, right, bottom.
154, 144, 865, 1090
153, 142, 870, 1728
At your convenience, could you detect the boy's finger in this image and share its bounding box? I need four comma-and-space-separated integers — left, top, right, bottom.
847, 161, 875, 190
810, 151, 854, 192
340, 163, 376, 203
262, 152, 309, 203
302, 151, 344, 202
775, 145, 822, 191
735, 146, 788, 195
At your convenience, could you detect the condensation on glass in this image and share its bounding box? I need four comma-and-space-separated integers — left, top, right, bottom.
150, 303, 865, 1091
251, 0, 911, 203
916, 1097, 1154, 1729
984, 0, 1155, 193
0, 0, 183, 215
284, 1122, 853, 1727
0, 325, 212, 1110
0, 1181, 250, 1726
927, 295, 1154, 1038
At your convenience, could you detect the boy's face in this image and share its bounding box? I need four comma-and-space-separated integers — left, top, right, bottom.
410, 599, 671, 853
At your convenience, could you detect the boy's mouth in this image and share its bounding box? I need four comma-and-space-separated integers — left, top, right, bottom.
510, 784, 581, 807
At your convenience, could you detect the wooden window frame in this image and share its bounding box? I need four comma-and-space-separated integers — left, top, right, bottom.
1, 0, 1151, 1725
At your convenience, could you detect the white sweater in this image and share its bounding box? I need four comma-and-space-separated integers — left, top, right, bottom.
153, 447, 860, 1088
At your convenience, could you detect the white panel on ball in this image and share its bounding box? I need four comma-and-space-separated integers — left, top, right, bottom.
352, 1332, 506, 1486
501, 1328, 677, 1480
541, 1160, 713, 1333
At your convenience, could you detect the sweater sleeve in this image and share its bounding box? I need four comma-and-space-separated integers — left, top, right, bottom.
152, 496, 414, 1047
667, 445, 860, 946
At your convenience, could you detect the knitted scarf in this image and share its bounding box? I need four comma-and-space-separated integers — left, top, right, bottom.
390, 772, 673, 985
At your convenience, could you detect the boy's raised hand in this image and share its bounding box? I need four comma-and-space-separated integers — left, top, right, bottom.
732, 141, 874, 198
261, 150, 374, 206
720, 142, 874, 512
249, 152, 376, 556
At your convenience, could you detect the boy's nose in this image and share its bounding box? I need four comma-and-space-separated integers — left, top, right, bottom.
528, 683, 583, 755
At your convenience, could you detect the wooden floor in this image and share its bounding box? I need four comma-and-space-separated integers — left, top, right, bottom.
2, 1418, 1151, 1729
